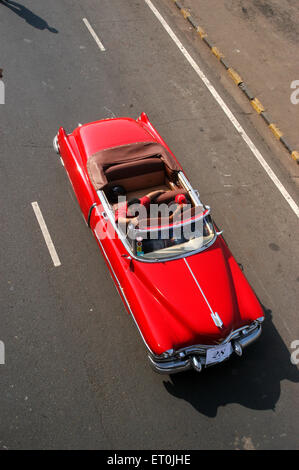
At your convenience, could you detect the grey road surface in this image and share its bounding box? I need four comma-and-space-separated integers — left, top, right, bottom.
0, 0, 298, 450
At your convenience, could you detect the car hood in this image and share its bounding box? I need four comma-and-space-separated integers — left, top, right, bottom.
132, 238, 246, 351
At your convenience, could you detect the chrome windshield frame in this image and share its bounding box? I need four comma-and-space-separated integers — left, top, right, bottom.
96, 172, 218, 263
126, 210, 216, 261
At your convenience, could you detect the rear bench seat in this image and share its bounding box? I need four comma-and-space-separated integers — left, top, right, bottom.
105, 157, 165, 193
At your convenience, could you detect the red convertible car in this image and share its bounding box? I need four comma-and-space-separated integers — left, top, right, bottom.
53, 113, 264, 374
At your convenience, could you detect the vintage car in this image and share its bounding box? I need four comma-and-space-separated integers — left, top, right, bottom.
53, 113, 264, 374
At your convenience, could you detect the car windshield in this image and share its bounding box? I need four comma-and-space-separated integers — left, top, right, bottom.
128, 215, 216, 260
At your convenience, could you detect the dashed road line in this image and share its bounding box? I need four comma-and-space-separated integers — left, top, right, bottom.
83, 18, 106, 52
31, 202, 61, 267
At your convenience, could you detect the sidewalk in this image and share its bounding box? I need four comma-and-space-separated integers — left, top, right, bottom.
171, 0, 299, 161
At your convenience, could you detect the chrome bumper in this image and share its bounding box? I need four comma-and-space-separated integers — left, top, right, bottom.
148, 320, 263, 374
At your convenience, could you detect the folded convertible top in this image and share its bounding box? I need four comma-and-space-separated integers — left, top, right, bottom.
86, 141, 181, 190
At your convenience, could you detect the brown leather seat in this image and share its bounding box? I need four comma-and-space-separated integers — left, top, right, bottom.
154, 189, 190, 205
106, 157, 165, 192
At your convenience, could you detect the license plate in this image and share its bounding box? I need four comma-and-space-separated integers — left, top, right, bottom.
206, 342, 233, 365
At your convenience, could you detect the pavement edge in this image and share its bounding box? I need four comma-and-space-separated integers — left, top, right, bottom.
171, 0, 299, 164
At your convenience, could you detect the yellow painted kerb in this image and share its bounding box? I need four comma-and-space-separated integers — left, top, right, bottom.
196, 26, 207, 39
181, 8, 191, 19
228, 68, 243, 85
291, 150, 299, 162
211, 47, 224, 60
251, 97, 265, 114
269, 123, 283, 140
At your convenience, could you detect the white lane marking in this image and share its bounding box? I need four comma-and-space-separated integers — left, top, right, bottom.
144, 0, 299, 219
31, 202, 61, 267
83, 18, 106, 52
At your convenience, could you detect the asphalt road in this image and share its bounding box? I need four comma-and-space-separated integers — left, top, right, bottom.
0, 0, 298, 450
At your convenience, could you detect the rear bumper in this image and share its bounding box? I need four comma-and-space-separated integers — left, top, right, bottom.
148, 319, 263, 374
